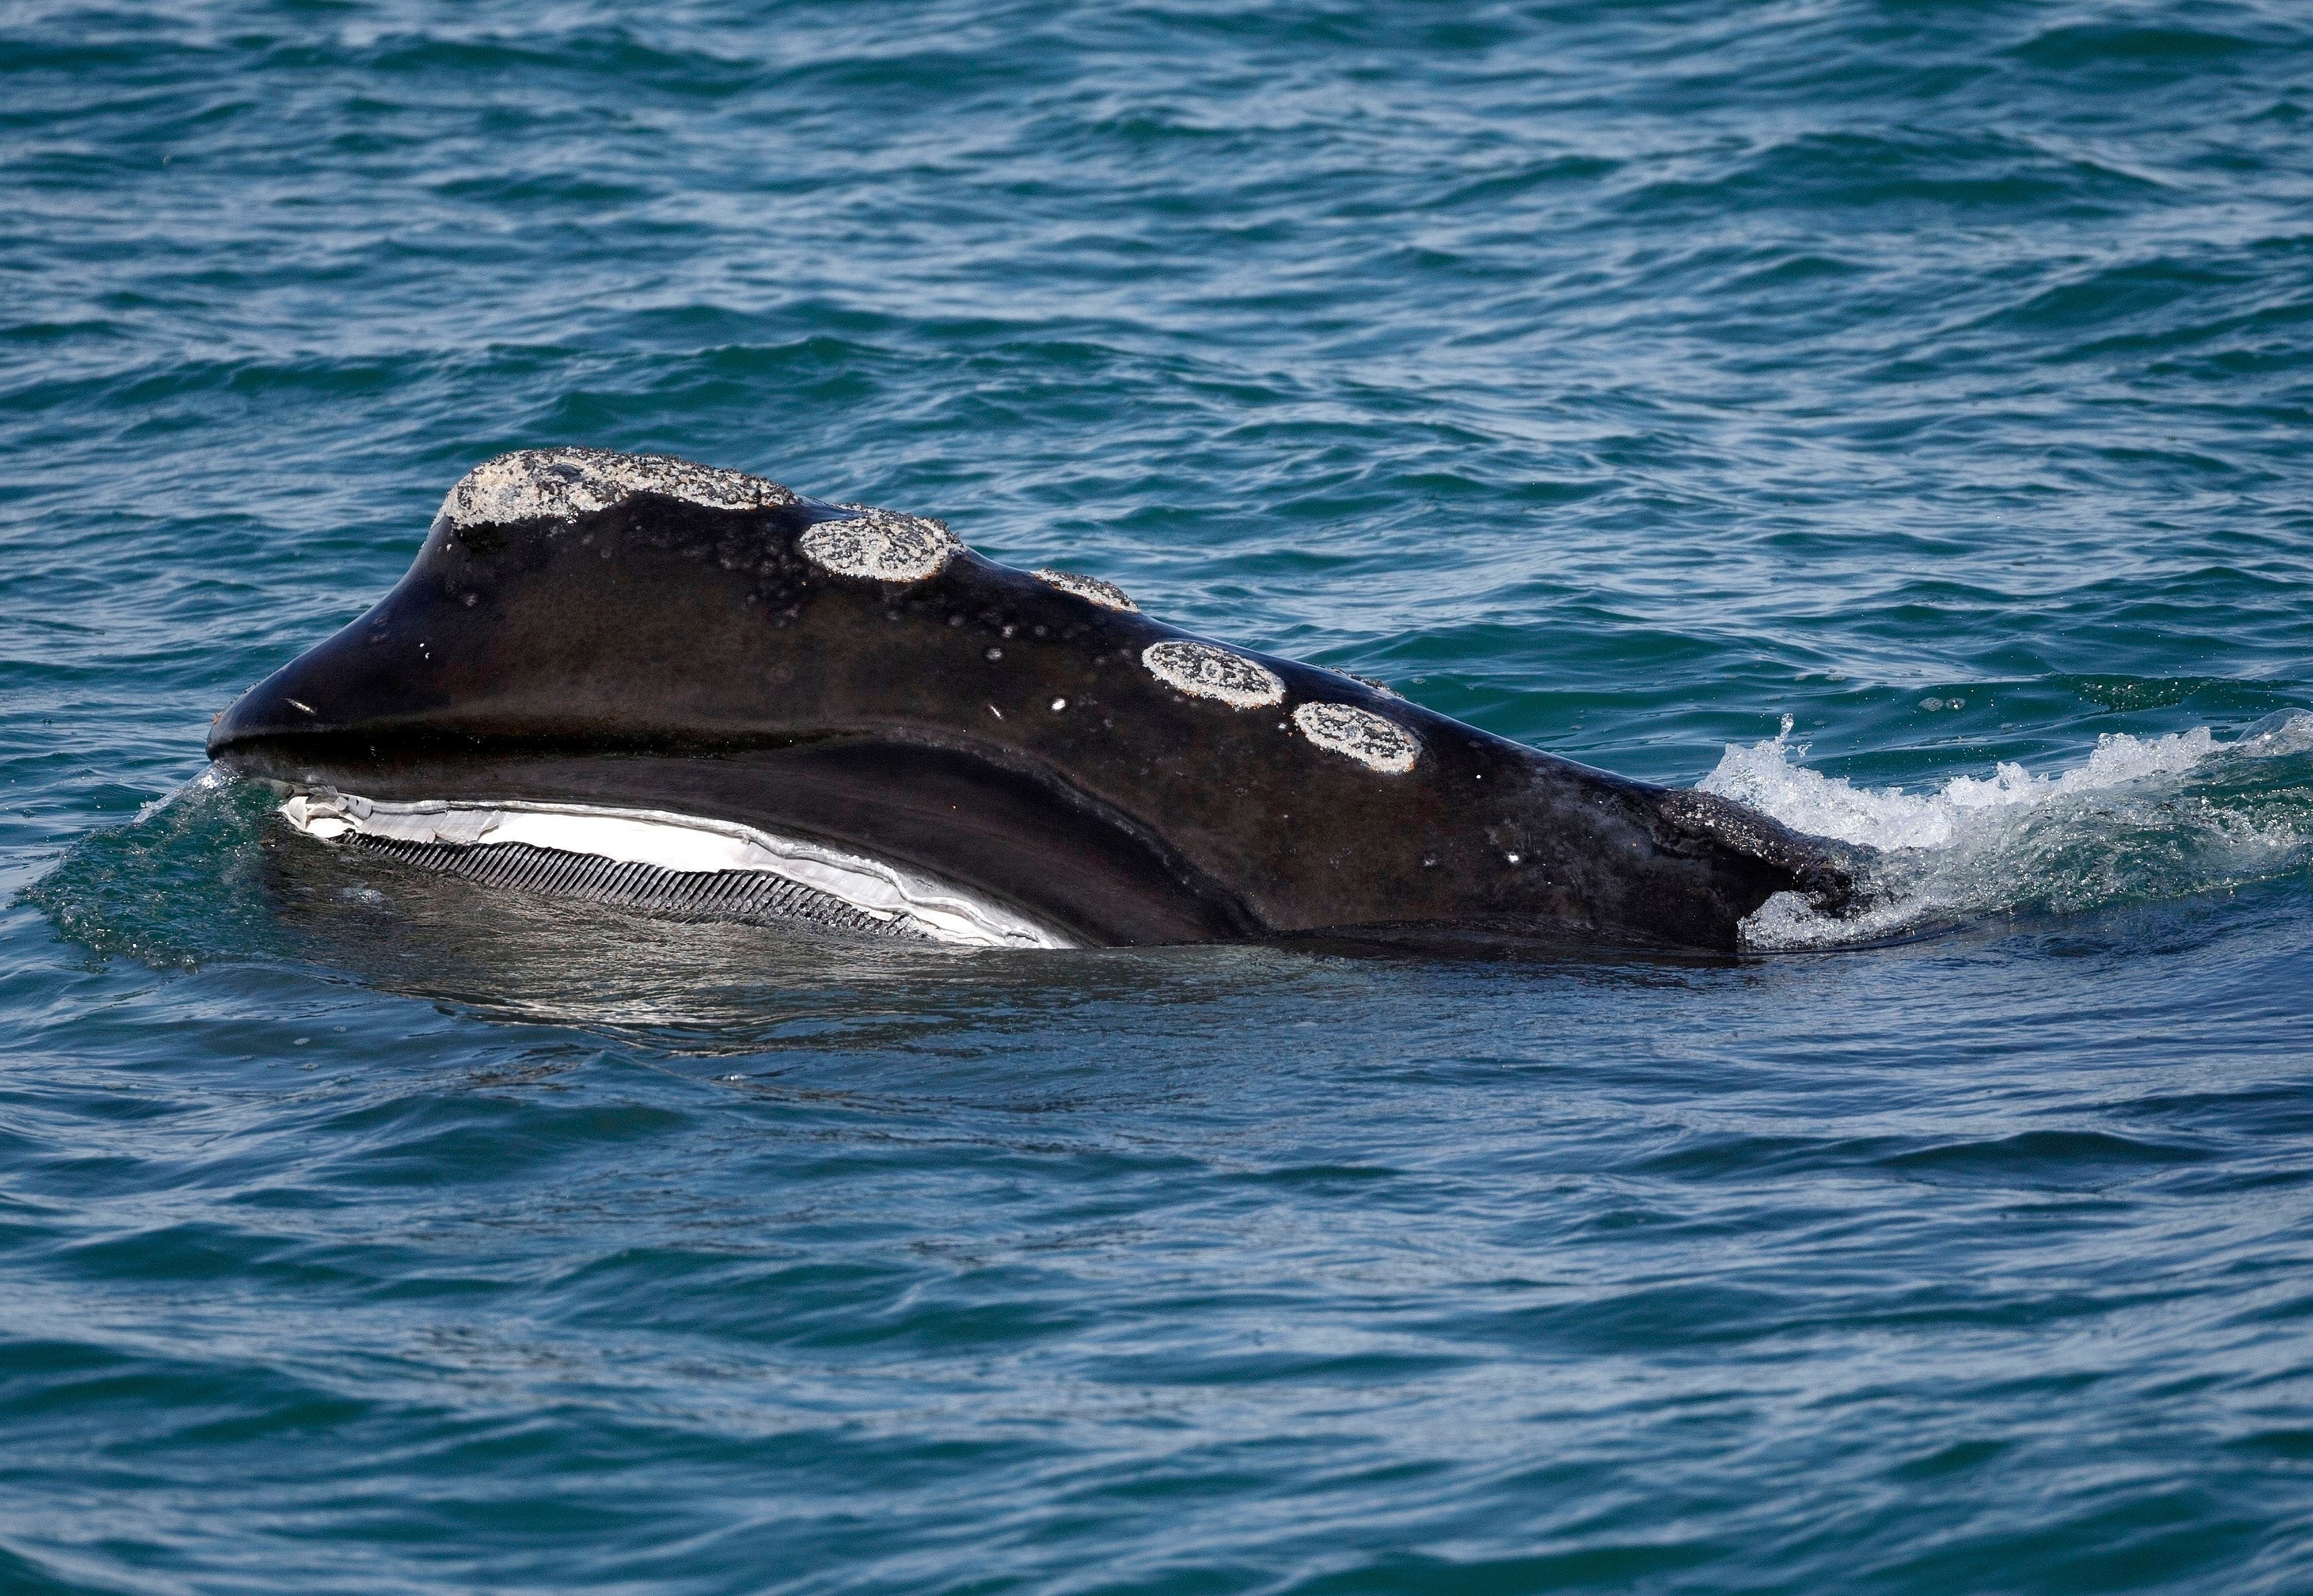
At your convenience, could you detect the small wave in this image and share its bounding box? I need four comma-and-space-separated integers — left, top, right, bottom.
1704, 710, 2313, 949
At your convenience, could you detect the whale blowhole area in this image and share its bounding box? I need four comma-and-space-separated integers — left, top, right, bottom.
797, 507, 961, 583
1034, 569, 1138, 611
1141, 641, 1286, 709
438, 447, 800, 527
1292, 702, 1421, 774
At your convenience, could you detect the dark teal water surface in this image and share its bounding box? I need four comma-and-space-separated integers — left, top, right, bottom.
7, 3, 2313, 1592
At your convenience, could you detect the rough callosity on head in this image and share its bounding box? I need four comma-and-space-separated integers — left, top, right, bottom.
797, 506, 961, 583
1292, 702, 1420, 774
1034, 569, 1138, 611
1142, 640, 1285, 709
438, 447, 800, 527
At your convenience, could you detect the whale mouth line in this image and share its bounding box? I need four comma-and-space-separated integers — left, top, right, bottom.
274, 790, 1079, 951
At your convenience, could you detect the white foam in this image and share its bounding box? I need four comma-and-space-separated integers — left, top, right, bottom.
1703, 715, 2227, 851
1701, 710, 2313, 949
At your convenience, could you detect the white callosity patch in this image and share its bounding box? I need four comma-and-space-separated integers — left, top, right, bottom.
438, 448, 798, 527
1702, 709, 2313, 951
797, 507, 960, 583
1033, 569, 1137, 611
277, 792, 1074, 949
1142, 641, 1285, 709
1292, 702, 1421, 774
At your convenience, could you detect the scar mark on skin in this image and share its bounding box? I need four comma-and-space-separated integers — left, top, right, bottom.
1142, 641, 1285, 709
1292, 702, 1421, 774
1034, 570, 1138, 611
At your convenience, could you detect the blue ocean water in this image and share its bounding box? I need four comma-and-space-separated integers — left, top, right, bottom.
7, 1, 2313, 1590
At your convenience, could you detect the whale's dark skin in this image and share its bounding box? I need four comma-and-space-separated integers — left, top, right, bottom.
208, 451, 1856, 951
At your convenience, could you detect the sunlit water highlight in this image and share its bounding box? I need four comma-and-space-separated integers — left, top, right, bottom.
5, 3, 2313, 1593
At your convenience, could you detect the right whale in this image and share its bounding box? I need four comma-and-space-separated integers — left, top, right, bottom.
206, 449, 1858, 953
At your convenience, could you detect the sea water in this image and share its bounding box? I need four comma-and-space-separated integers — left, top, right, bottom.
5, 3, 2313, 1591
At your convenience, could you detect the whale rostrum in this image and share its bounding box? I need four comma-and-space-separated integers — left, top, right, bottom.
208, 446, 1859, 951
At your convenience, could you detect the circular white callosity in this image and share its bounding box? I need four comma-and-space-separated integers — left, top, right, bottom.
1033, 569, 1138, 611
1141, 640, 1285, 709
1292, 701, 1421, 774
439, 447, 799, 527
797, 508, 961, 584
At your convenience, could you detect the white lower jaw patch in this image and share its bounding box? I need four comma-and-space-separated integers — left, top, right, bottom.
277, 792, 1074, 950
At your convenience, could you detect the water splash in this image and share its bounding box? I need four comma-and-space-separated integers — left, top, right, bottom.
1707, 710, 2313, 948
23, 766, 283, 969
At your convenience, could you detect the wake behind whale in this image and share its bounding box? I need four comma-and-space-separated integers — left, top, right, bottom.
202, 448, 1860, 954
